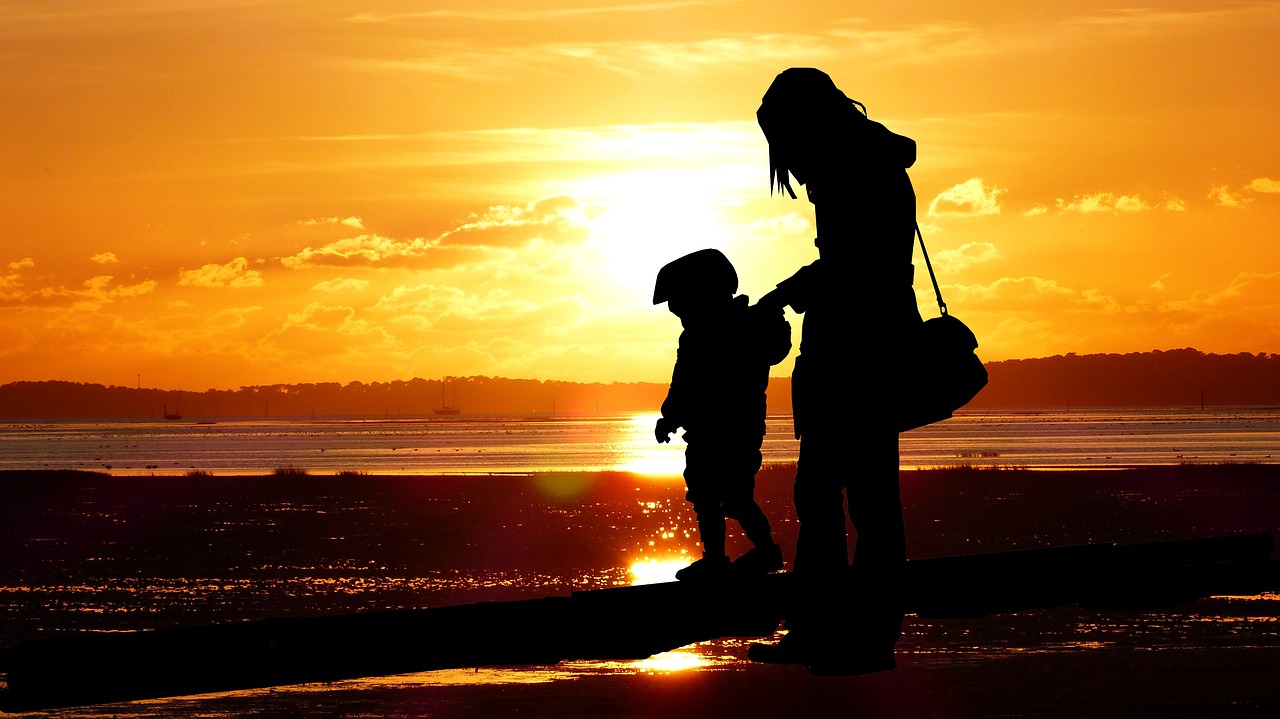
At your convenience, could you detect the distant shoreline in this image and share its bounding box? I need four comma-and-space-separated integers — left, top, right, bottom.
4, 461, 1278, 481
6, 349, 1280, 416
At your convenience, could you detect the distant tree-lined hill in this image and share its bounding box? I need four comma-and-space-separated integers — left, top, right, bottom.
969, 348, 1280, 409
0, 377, 672, 420
1, 349, 1277, 419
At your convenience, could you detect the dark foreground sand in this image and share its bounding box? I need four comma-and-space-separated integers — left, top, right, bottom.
2, 464, 1279, 718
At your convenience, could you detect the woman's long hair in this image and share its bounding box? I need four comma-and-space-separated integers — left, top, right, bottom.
757, 68, 865, 199
757, 68, 913, 200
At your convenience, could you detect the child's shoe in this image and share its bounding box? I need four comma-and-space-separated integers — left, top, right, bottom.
732, 543, 784, 575
675, 555, 730, 582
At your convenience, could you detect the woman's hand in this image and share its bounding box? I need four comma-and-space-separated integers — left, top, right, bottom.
754, 288, 787, 311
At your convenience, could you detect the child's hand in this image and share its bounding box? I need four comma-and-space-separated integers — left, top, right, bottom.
655, 417, 678, 443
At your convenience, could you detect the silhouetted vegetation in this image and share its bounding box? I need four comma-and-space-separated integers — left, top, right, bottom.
970, 348, 1280, 409
0, 376, 679, 419
1, 348, 1278, 418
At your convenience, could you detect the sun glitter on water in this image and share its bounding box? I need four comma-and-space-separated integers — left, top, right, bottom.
632, 649, 708, 673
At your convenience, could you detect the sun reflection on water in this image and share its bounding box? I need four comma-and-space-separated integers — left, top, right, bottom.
627, 648, 710, 673
615, 412, 685, 477
629, 557, 691, 585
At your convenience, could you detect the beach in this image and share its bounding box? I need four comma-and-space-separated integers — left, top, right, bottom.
2, 464, 1279, 717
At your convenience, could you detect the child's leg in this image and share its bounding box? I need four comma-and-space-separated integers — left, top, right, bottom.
683, 443, 727, 558
677, 444, 734, 581
721, 444, 776, 549
692, 503, 728, 558
721, 443, 784, 575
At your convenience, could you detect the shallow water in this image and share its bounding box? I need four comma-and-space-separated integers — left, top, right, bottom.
2, 407, 1279, 477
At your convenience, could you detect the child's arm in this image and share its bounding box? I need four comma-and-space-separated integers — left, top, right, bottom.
757, 259, 822, 314
656, 343, 687, 443
750, 302, 793, 366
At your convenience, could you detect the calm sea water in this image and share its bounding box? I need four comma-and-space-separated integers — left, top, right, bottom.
2, 407, 1279, 476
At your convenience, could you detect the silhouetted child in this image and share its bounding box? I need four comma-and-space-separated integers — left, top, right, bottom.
653, 248, 792, 581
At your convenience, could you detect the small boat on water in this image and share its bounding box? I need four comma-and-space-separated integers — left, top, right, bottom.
163, 402, 182, 421
434, 382, 461, 415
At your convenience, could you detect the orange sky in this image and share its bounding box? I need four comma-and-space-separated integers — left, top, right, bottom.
3, 1, 1279, 391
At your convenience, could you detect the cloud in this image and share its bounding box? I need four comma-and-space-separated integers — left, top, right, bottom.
284, 123, 762, 181
1022, 206, 1048, 217
109, 279, 156, 299
1164, 196, 1187, 212
351, 3, 1265, 85
368, 282, 585, 337
350, 1, 728, 23
194, 305, 263, 334
258, 302, 400, 362
1165, 271, 1280, 310
277, 303, 373, 335
369, 284, 493, 328
346, 33, 834, 82
1, 259, 33, 291
935, 242, 1001, 274
916, 220, 943, 237
1055, 192, 1151, 213
282, 234, 440, 269
437, 195, 590, 248
281, 197, 587, 270
1207, 184, 1252, 208
945, 275, 1119, 313
177, 257, 265, 288
89, 252, 119, 265
1246, 178, 1280, 194
490, 250, 592, 285
738, 213, 813, 243
349, 5, 1263, 86
311, 277, 371, 293
1135, 272, 1280, 350
3, 275, 157, 309
1070, 6, 1236, 33
301, 216, 365, 229
928, 178, 1004, 217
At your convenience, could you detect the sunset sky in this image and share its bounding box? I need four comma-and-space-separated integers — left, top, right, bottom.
3, 1, 1279, 391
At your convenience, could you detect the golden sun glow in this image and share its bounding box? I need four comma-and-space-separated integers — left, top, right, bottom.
576, 169, 740, 293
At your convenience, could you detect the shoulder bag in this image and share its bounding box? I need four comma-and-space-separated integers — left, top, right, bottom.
897, 224, 989, 432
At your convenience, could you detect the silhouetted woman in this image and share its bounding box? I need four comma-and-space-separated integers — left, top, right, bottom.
749, 68, 922, 675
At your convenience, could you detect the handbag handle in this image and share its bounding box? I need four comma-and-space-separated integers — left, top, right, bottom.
915, 222, 948, 317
